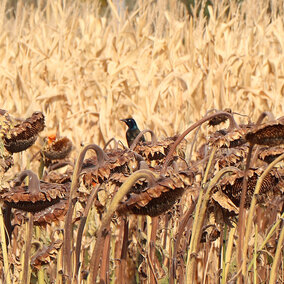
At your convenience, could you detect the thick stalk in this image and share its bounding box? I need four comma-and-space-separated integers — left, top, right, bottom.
63, 144, 108, 282
186, 166, 239, 282
22, 213, 34, 284
161, 111, 239, 175
36, 227, 45, 284
74, 185, 100, 275
170, 198, 197, 284
0, 207, 11, 284
237, 144, 253, 284
268, 224, 284, 284
242, 152, 284, 280
148, 216, 158, 284
253, 225, 258, 284
238, 111, 277, 282
56, 230, 64, 284
103, 137, 118, 150
255, 111, 275, 124
88, 169, 158, 283
221, 224, 228, 284
187, 147, 217, 263
223, 225, 237, 284
119, 218, 129, 283
247, 211, 284, 271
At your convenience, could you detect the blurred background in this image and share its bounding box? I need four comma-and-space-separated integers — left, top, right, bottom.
0, 0, 283, 167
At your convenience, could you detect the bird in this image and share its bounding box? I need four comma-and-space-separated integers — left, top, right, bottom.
121, 118, 145, 147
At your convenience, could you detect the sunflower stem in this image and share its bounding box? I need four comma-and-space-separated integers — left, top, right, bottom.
0, 207, 11, 284
88, 169, 159, 283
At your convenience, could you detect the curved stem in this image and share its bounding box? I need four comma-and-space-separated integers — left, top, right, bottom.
170, 197, 197, 284
248, 211, 284, 271
188, 109, 218, 161
189, 147, 218, 256
161, 111, 239, 176
186, 165, 239, 282
269, 224, 284, 284
88, 169, 159, 283
15, 170, 40, 195
237, 144, 254, 283
242, 152, 284, 280
74, 185, 100, 276
103, 137, 118, 150
63, 144, 108, 282
256, 111, 275, 125
232, 111, 249, 120
185, 148, 217, 282
223, 225, 237, 284
130, 129, 158, 150
131, 151, 147, 164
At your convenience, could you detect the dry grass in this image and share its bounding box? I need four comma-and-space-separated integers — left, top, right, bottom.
0, 0, 284, 283
1, 0, 283, 152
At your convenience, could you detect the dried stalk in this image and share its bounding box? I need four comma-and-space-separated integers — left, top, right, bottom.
63, 144, 108, 282
35, 226, 45, 284
100, 229, 111, 282
130, 129, 158, 150
247, 211, 284, 272
103, 137, 119, 150
186, 146, 218, 278
238, 111, 281, 282
253, 225, 258, 284
269, 223, 284, 284
162, 111, 239, 176
119, 218, 129, 283
255, 111, 275, 125
237, 144, 253, 283
56, 230, 64, 284
148, 216, 158, 284
0, 207, 11, 284
186, 165, 239, 282
14, 171, 40, 284
74, 185, 100, 276
88, 169, 158, 283
15, 170, 41, 194
242, 152, 284, 280
170, 198, 197, 284
21, 213, 34, 284
222, 225, 237, 284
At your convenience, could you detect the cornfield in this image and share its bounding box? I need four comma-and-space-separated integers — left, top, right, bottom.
0, 0, 283, 283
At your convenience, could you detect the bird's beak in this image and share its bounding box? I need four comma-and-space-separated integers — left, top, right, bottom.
120, 119, 126, 123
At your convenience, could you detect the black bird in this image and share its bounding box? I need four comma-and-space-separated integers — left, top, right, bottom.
121, 118, 145, 147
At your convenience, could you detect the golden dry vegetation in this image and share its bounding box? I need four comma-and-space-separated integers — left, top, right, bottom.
0, 0, 283, 283
1, 0, 283, 150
